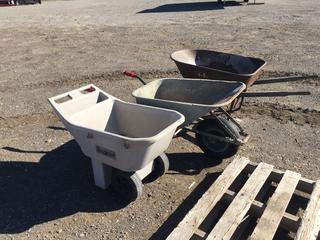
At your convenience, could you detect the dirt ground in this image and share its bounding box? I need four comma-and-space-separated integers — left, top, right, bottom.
0, 0, 319, 239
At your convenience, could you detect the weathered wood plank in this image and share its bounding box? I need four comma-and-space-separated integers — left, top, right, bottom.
245, 163, 314, 194
296, 180, 320, 240
251, 170, 301, 240
207, 162, 273, 240
166, 156, 249, 240
223, 189, 301, 232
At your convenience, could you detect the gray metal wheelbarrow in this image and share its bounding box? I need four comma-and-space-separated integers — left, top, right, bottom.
124, 71, 248, 159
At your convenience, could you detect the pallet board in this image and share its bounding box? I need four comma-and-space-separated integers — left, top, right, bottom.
251, 170, 301, 240
166, 156, 320, 240
296, 181, 320, 240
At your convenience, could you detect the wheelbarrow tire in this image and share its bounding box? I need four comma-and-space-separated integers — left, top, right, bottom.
195, 117, 240, 159
150, 153, 170, 179
111, 170, 143, 202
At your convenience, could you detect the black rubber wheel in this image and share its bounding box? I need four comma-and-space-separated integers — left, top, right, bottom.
111, 170, 143, 202
150, 153, 170, 179
195, 117, 240, 159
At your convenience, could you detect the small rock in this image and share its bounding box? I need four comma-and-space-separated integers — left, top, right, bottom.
79, 233, 85, 238
57, 229, 62, 233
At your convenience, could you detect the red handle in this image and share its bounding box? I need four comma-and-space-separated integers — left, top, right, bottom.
123, 70, 137, 78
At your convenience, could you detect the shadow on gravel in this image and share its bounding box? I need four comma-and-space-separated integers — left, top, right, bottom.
168, 152, 222, 175
47, 126, 67, 131
149, 172, 221, 240
2, 146, 49, 154
142, 152, 221, 184
0, 140, 128, 234
137, 1, 242, 13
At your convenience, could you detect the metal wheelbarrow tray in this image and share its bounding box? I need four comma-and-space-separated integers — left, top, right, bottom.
131, 77, 248, 159
49, 84, 184, 201
171, 49, 266, 87
132, 78, 245, 127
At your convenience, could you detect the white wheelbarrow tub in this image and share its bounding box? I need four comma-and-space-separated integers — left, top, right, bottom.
48, 85, 185, 172
132, 78, 246, 127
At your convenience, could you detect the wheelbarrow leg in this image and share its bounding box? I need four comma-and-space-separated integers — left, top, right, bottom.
90, 158, 112, 189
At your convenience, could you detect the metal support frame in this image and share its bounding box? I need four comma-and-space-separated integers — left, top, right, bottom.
217, 107, 246, 134
225, 75, 315, 113
180, 107, 249, 146
254, 75, 317, 85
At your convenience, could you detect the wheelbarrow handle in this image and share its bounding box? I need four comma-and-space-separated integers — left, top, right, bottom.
254, 75, 318, 85
240, 91, 311, 97
122, 70, 146, 85
123, 70, 137, 78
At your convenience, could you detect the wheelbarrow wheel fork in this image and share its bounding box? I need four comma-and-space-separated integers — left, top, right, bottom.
217, 107, 247, 135
195, 117, 240, 159
229, 96, 244, 113
193, 128, 235, 144
212, 116, 240, 142
208, 108, 246, 140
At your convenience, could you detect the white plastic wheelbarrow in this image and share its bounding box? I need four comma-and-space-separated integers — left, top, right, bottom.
48, 84, 184, 201
124, 71, 248, 159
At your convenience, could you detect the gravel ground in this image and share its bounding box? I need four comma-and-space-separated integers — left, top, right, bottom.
0, 0, 319, 239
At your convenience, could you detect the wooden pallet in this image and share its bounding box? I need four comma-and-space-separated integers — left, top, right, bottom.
166, 156, 320, 240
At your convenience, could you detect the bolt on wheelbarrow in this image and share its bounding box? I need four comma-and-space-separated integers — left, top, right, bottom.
124, 70, 248, 159
171, 49, 312, 112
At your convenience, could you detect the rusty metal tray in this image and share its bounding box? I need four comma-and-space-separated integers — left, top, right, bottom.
171, 49, 266, 87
